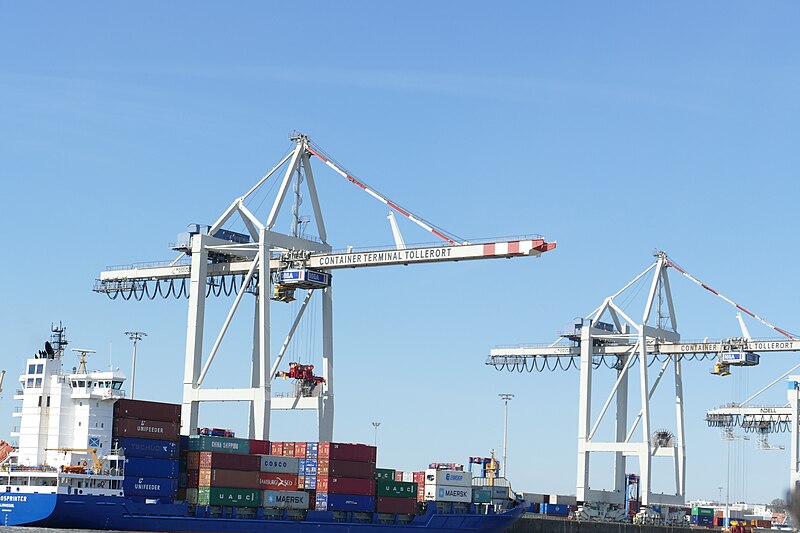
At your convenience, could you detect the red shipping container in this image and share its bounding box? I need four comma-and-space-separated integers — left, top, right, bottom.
294, 442, 307, 458
282, 442, 296, 457
319, 476, 375, 496
318, 442, 376, 463
198, 452, 260, 471
376, 496, 418, 515
258, 472, 299, 491
271, 442, 284, 456
113, 398, 181, 423
297, 475, 305, 489
412, 472, 425, 484
186, 452, 200, 470
394, 471, 403, 482
186, 469, 199, 487
112, 418, 180, 441
325, 459, 375, 479
249, 439, 271, 455
199, 468, 260, 489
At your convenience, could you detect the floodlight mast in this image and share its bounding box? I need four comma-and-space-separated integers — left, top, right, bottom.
95, 133, 556, 442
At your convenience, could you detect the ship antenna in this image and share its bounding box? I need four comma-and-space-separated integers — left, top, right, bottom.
72, 349, 96, 374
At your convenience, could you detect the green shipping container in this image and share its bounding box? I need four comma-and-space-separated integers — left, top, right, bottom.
197, 487, 260, 507
188, 435, 251, 455
472, 487, 492, 504
691, 507, 714, 517
375, 468, 396, 481
376, 480, 417, 498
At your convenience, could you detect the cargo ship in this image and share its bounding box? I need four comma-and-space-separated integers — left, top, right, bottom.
0, 326, 522, 532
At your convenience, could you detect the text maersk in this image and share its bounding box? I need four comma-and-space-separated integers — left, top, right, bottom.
439, 488, 469, 498
317, 248, 453, 267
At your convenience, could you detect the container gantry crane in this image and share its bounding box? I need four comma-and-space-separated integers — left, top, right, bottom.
486, 252, 800, 513
95, 132, 556, 442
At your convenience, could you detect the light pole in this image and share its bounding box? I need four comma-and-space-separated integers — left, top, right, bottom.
125, 331, 147, 399
499, 393, 514, 478
372, 422, 381, 447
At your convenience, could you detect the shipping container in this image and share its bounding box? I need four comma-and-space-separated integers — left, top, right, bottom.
186, 487, 199, 504
305, 475, 317, 490
318, 476, 375, 495
258, 472, 299, 491
197, 451, 260, 471
315, 492, 375, 512
394, 471, 403, 482
262, 490, 310, 510
186, 452, 200, 470
318, 442, 377, 463
122, 475, 178, 498
187, 435, 251, 455
258, 455, 300, 474
271, 442, 284, 456
186, 469, 199, 488
376, 468, 395, 481
423, 484, 471, 503
412, 472, 425, 484
304, 459, 318, 475
691, 506, 715, 517
196, 487, 260, 508
424, 469, 472, 487
549, 494, 577, 506
319, 459, 375, 479
115, 437, 178, 459
376, 496, 418, 515
298, 459, 306, 475
401, 472, 414, 483
472, 487, 492, 504
113, 418, 180, 441
249, 439, 271, 455
294, 442, 307, 458
376, 480, 417, 498
540, 503, 569, 516
124, 456, 180, 478
305, 442, 319, 458
282, 442, 296, 457
198, 468, 259, 490
113, 398, 181, 423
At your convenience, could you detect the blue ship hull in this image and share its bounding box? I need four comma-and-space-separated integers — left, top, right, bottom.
1, 493, 523, 533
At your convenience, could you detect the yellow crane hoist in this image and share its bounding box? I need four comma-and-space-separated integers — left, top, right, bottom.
45, 447, 104, 474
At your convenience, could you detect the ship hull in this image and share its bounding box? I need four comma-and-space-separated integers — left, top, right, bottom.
2, 493, 523, 533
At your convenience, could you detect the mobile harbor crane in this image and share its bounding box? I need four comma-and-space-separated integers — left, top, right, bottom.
94, 132, 556, 442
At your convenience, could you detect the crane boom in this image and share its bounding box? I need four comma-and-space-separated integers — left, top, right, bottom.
96, 237, 555, 289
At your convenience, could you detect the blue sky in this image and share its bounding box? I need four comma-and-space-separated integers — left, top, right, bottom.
1, 2, 799, 505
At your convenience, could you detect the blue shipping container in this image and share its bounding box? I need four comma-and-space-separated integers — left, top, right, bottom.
124, 457, 180, 478
298, 459, 306, 475
326, 493, 375, 512
306, 442, 319, 458
116, 437, 178, 459
306, 476, 317, 489
541, 503, 569, 516
123, 476, 178, 498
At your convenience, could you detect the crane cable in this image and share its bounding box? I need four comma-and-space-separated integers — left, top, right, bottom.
665, 258, 798, 340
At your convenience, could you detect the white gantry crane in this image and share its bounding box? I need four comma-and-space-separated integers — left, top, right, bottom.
95, 132, 556, 441
486, 251, 799, 511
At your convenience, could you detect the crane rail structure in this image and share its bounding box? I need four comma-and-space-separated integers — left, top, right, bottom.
95, 132, 556, 442
485, 252, 799, 508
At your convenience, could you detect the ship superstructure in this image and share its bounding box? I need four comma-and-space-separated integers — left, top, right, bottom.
3, 325, 126, 499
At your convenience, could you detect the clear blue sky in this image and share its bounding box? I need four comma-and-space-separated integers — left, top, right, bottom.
1, 2, 798, 506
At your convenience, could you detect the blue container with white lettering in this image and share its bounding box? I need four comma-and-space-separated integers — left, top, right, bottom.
326, 493, 375, 512
298, 459, 306, 475
306, 442, 319, 458
123, 476, 178, 497
305, 475, 317, 489
540, 503, 568, 516
124, 457, 180, 478
116, 437, 178, 459
304, 459, 318, 475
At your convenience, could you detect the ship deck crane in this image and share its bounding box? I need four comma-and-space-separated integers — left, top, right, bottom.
486, 252, 799, 513
94, 132, 556, 442
45, 447, 104, 474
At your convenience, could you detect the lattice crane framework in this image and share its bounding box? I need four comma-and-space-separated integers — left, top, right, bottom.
486, 252, 800, 507
95, 133, 556, 441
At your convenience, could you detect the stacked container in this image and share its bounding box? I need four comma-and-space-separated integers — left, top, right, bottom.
112, 398, 181, 502
375, 472, 418, 514
314, 442, 377, 512
423, 468, 472, 503
186, 435, 260, 507
691, 506, 714, 526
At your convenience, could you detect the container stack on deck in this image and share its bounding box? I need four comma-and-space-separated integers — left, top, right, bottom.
691, 506, 714, 526
423, 467, 472, 504
314, 442, 377, 512
112, 399, 181, 502
375, 468, 419, 514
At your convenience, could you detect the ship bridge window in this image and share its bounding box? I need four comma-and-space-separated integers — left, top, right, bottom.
77, 381, 85, 388
34, 378, 42, 388
87, 381, 93, 387
111, 381, 122, 390
36, 364, 43, 374
26, 378, 34, 387
97, 381, 105, 388
28, 364, 35, 374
